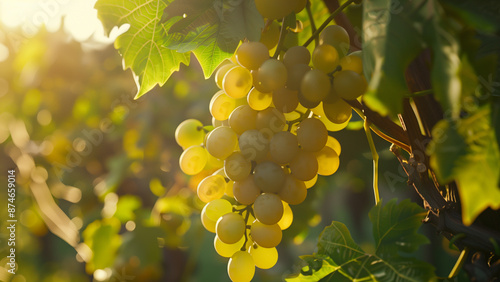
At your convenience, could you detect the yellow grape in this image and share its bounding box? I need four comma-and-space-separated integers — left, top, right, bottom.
197, 174, 226, 203
210, 90, 237, 121
289, 150, 318, 181
277, 202, 293, 230
312, 44, 339, 73
175, 119, 205, 149
273, 87, 299, 113
233, 175, 261, 205
212, 117, 229, 128
279, 174, 307, 205
225, 152, 252, 181
247, 87, 272, 111
216, 62, 237, 89
286, 63, 311, 91
254, 0, 293, 20
319, 25, 350, 57
250, 220, 282, 248
334, 70, 367, 100
251, 68, 272, 93
253, 193, 283, 225
323, 98, 352, 124
313, 102, 351, 131
223, 66, 253, 99
201, 205, 217, 233
179, 145, 208, 175
296, 118, 328, 152
255, 107, 286, 136
256, 59, 287, 92
283, 46, 311, 68
260, 21, 280, 50
315, 146, 340, 176
326, 135, 341, 155
239, 129, 270, 162
304, 174, 318, 189
248, 245, 278, 269
229, 105, 258, 135
205, 199, 233, 222
338, 52, 363, 75
215, 235, 245, 258
236, 41, 269, 70
205, 152, 225, 171
253, 161, 285, 193
270, 131, 299, 164
228, 251, 255, 282
205, 126, 238, 160
293, 0, 307, 13
216, 212, 246, 244
300, 69, 331, 106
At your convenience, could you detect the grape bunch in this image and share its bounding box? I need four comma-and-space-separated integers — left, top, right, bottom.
175, 20, 365, 282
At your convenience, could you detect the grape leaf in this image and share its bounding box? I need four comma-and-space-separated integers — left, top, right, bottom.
95, 0, 191, 99
428, 108, 500, 225
363, 0, 461, 118
289, 200, 435, 281
440, 0, 500, 34
163, 0, 264, 78
83, 219, 122, 271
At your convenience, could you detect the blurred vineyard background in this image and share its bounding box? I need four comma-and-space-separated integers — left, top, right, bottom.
0, 1, 465, 281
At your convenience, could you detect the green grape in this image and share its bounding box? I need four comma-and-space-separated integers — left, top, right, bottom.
205, 151, 225, 171
205, 126, 238, 160
298, 91, 321, 109
319, 25, 350, 57
205, 199, 233, 222
296, 118, 328, 152
279, 174, 307, 205
293, 0, 307, 12
253, 193, 283, 225
247, 87, 272, 111
312, 102, 351, 131
223, 66, 253, 99
260, 21, 280, 50
277, 201, 293, 230
216, 62, 237, 89
283, 46, 311, 69
304, 174, 317, 189
334, 70, 367, 100
338, 52, 363, 75
215, 235, 245, 258
312, 44, 339, 73
228, 250, 255, 282
201, 205, 217, 233
229, 105, 258, 135
300, 69, 331, 106
255, 107, 286, 137
250, 220, 282, 248
236, 42, 269, 70
326, 135, 341, 155
233, 175, 261, 205
256, 59, 287, 92
225, 152, 252, 181
273, 87, 299, 113
210, 90, 237, 121
239, 129, 270, 162
212, 168, 235, 197
175, 119, 205, 149
270, 131, 299, 164
289, 150, 318, 181
253, 161, 285, 193
315, 146, 340, 176
323, 97, 352, 124
248, 245, 278, 269
197, 174, 226, 203
254, 0, 293, 20
251, 69, 272, 93
216, 212, 246, 244
179, 145, 208, 175
286, 63, 311, 91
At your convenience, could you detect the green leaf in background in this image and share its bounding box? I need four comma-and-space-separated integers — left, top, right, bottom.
95, 0, 191, 99
440, 0, 500, 34
114, 195, 142, 223
289, 200, 435, 282
118, 220, 165, 267
83, 219, 122, 271
428, 108, 500, 225
362, 0, 463, 118
295, 0, 329, 53
163, 0, 264, 78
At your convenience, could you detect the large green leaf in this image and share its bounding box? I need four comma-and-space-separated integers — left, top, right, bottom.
95, 0, 191, 99
163, 0, 263, 77
440, 0, 500, 34
289, 201, 435, 282
82, 219, 122, 271
428, 108, 500, 225
363, 0, 462, 118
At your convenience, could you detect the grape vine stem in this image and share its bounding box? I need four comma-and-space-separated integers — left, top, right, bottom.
303, 0, 355, 47
273, 17, 289, 59
305, 0, 319, 47
364, 119, 380, 205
